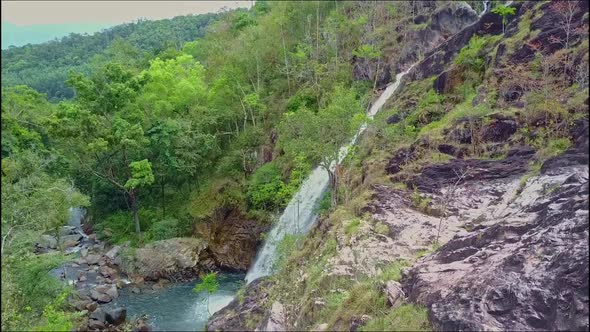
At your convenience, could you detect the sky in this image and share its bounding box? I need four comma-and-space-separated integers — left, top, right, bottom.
1, 1, 252, 25
1, 1, 252, 48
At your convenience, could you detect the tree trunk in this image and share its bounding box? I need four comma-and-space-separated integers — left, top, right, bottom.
130, 191, 141, 234
161, 179, 165, 218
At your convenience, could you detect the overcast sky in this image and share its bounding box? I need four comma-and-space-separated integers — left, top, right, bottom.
1, 1, 252, 26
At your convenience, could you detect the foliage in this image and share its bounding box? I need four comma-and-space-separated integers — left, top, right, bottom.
145, 217, 180, 241
492, 4, 516, 33
1, 13, 224, 100
193, 272, 219, 294
193, 272, 219, 316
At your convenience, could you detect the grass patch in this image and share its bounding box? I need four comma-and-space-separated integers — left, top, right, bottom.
345, 218, 362, 236
374, 222, 390, 235
360, 304, 431, 331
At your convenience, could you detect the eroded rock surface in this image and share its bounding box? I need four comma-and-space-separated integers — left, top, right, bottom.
402, 145, 589, 331
207, 278, 275, 332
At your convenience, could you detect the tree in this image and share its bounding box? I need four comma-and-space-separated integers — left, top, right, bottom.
278, 86, 365, 206
124, 160, 155, 234
491, 4, 516, 34
192, 272, 219, 316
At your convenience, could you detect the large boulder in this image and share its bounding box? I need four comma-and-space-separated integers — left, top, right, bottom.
120, 237, 207, 280
37, 235, 58, 249
105, 308, 127, 326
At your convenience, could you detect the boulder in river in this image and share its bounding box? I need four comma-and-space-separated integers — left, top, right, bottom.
105, 308, 127, 326
59, 234, 82, 248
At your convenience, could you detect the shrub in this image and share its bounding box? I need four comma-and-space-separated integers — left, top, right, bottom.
145, 217, 179, 241
247, 162, 288, 211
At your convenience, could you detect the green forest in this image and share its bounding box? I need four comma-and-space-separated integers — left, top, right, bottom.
2, 1, 588, 331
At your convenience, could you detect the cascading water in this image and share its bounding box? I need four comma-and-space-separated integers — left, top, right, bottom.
245, 65, 415, 283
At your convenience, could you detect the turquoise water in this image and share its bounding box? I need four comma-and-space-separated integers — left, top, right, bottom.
105, 273, 244, 331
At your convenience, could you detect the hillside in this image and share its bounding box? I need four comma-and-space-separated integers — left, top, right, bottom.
1, 1, 588, 331
0, 12, 222, 100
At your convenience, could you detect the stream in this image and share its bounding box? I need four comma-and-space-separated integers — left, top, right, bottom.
104, 274, 244, 331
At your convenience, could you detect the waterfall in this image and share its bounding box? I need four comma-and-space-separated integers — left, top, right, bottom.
481, 1, 490, 16
245, 65, 415, 283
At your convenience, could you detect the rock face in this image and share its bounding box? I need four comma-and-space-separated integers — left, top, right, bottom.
258, 301, 287, 332
207, 278, 275, 331
401, 142, 589, 331
196, 208, 268, 271
120, 237, 207, 280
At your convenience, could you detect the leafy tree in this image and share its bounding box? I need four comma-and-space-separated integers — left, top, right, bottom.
192, 272, 219, 316
491, 4, 516, 34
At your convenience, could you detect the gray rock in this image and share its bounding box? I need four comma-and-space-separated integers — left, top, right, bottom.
38, 235, 58, 249
86, 302, 98, 312
384, 280, 404, 308
261, 301, 286, 332
105, 284, 119, 299
59, 234, 83, 248
105, 308, 127, 326
85, 254, 101, 265
81, 248, 89, 257
99, 265, 116, 278
89, 308, 106, 322
105, 245, 120, 260
88, 319, 106, 330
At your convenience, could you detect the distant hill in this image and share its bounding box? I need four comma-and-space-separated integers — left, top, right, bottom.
1, 13, 223, 100
1, 22, 113, 49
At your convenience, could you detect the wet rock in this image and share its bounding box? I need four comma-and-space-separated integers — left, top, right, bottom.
80, 248, 89, 257
384, 280, 404, 308
134, 319, 151, 332
131, 287, 141, 294
105, 308, 127, 326
207, 278, 275, 331
90, 290, 112, 303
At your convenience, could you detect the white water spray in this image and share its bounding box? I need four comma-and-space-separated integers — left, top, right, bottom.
245, 65, 415, 283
